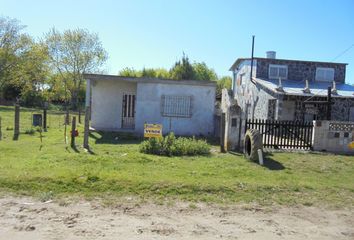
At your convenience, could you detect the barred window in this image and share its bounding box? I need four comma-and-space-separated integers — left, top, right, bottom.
161, 95, 192, 118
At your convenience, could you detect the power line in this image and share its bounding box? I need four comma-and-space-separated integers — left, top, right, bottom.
331, 43, 354, 62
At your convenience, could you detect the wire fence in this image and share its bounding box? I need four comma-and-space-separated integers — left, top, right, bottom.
0, 105, 82, 140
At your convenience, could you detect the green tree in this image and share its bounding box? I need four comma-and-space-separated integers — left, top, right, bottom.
141, 67, 157, 77
216, 76, 232, 95
170, 54, 195, 80
45, 28, 108, 110
0, 17, 49, 103
119, 67, 140, 77
154, 68, 170, 79
0, 17, 29, 94
193, 62, 218, 81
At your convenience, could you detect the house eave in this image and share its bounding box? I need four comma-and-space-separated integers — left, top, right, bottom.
83, 73, 217, 87
253, 77, 354, 99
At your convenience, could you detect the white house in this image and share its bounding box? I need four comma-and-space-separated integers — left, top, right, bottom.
84, 74, 216, 136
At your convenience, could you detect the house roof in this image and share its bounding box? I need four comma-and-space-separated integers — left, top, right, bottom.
83, 74, 217, 87
254, 78, 354, 98
229, 57, 348, 71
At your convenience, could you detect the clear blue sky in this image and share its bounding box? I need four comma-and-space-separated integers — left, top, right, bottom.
1, 0, 354, 83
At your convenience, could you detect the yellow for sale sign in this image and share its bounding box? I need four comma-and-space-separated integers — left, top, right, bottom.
348, 141, 354, 149
144, 124, 162, 138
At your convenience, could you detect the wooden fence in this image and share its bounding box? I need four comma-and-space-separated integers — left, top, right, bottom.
245, 119, 314, 150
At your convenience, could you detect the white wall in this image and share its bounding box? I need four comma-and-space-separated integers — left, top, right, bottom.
91, 80, 136, 130
135, 82, 216, 136
312, 120, 354, 154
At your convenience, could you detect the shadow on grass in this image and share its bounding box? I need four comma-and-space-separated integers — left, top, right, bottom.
228, 151, 243, 156
263, 153, 285, 170
229, 150, 285, 171
89, 131, 142, 145
71, 144, 80, 153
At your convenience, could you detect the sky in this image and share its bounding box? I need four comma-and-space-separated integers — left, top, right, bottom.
1, 0, 354, 84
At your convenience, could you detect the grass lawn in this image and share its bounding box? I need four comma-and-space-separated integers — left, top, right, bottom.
0, 105, 353, 207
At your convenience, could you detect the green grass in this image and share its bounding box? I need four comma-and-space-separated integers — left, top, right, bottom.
0, 105, 353, 207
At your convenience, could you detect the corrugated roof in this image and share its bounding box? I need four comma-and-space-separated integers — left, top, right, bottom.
254, 78, 354, 98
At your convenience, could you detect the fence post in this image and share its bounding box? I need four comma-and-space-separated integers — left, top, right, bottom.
71, 116, 76, 148
14, 103, 20, 140
0, 116, 2, 140
43, 108, 47, 132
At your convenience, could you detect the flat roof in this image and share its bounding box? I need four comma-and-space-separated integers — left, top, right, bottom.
83, 74, 217, 87
229, 57, 348, 71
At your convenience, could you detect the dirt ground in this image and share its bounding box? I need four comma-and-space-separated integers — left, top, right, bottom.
0, 196, 353, 240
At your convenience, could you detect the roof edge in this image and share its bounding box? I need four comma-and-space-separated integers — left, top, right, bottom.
83, 73, 217, 86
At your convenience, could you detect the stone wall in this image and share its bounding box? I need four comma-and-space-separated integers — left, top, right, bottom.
272, 94, 354, 122
256, 58, 346, 83
232, 59, 352, 122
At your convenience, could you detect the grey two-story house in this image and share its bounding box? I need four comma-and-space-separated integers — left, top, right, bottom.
229, 51, 354, 121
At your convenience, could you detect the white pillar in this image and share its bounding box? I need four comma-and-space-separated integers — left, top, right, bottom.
85, 79, 91, 107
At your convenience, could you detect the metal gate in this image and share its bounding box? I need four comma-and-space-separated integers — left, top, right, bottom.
121, 93, 135, 129
245, 119, 314, 150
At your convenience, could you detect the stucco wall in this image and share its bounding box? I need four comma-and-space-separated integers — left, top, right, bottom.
91, 80, 137, 130
312, 120, 354, 154
135, 82, 215, 136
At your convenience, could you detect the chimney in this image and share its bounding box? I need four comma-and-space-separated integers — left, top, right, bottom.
266, 51, 276, 59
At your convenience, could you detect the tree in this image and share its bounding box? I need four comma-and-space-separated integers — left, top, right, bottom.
170, 54, 195, 80
0, 17, 29, 94
119, 67, 140, 77
193, 62, 218, 81
45, 28, 108, 110
119, 67, 170, 79
0, 16, 49, 103
216, 76, 232, 95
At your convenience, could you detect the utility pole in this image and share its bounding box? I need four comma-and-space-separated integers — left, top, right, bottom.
327, 86, 332, 120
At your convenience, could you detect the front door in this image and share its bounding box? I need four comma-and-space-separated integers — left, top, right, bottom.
121, 93, 135, 129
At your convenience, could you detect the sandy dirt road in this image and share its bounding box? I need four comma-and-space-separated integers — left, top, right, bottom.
0, 196, 353, 240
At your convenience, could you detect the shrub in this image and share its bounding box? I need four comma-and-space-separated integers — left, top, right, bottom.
139, 132, 210, 156
24, 126, 42, 135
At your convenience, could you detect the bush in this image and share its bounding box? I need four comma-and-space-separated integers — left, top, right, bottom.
24, 126, 42, 135
139, 132, 210, 156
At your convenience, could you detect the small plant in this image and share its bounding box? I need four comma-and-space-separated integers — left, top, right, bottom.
25, 127, 36, 135
6, 126, 13, 131
87, 175, 100, 183
139, 132, 210, 156
24, 126, 42, 135
39, 191, 54, 202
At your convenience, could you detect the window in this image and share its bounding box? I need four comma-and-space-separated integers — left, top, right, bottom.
315, 67, 334, 82
231, 118, 237, 127
161, 95, 192, 118
269, 64, 288, 79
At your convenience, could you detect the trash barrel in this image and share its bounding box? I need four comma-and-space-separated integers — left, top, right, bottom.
32, 114, 43, 127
